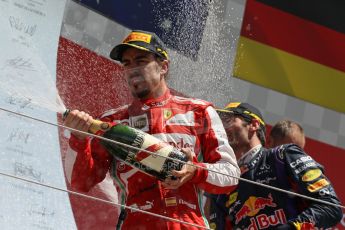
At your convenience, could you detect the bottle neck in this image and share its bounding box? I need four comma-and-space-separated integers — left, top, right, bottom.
89, 119, 112, 134
62, 109, 113, 134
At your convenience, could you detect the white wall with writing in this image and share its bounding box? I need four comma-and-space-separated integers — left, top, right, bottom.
0, 0, 76, 229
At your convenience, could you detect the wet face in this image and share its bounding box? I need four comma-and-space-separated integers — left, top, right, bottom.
121, 48, 168, 99
220, 113, 250, 157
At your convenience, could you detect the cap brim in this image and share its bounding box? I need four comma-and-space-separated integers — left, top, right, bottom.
215, 109, 234, 113
110, 43, 151, 61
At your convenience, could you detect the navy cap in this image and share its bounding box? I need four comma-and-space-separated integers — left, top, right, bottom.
110, 30, 169, 61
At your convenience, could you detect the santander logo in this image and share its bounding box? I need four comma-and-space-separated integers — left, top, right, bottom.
168, 138, 193, 149
152, 133, 196, 151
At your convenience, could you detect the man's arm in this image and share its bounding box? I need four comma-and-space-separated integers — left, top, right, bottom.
162, 106, 240, 193
69, 134, 111, 192
64, 110, 112, 192
282, 144, 342, 228
191, 106, 240, 194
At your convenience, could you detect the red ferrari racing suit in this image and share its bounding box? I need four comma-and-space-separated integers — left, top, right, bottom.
68, 89, 240, 229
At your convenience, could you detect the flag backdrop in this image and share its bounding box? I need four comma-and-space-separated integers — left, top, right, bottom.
234, 0, 345, 114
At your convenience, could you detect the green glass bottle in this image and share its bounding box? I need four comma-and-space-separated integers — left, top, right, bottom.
63, 110, 188, 180
101, 123, 188, 181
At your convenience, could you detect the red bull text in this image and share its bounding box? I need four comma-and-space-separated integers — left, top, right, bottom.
235, 194, 287, 229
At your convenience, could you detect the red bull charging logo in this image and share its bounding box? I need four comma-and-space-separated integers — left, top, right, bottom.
235, 194, 288, 229
236, 194, 277, 224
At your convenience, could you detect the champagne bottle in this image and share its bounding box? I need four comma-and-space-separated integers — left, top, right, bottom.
101, 123, 189, 180
63, 110, 188, 180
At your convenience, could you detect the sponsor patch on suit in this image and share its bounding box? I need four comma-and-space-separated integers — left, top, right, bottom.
131, 114, 149, 131
166, 111, 195, 126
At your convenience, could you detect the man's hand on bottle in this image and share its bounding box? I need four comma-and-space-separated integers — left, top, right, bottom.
162, 148, 196, 189
63, 109, 94, 140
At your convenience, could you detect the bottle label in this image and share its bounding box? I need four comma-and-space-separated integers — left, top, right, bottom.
133, 131, 173, 172
131, 130, 145, 149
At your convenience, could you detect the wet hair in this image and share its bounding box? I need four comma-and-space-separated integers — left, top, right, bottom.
154, 54, 165, 62
270, 120, 304, 142
257, 127, 266, 146
154, 54, 170, 80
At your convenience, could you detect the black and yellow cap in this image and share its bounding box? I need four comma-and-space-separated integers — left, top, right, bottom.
216, 102, 265, 126
110, 30, 169, 61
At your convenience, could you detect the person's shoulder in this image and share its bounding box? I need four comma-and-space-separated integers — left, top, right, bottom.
98, 104, 130, 119
171, 95, 213, 108
279, 143, 304, 154
269, 143, 310, 162
270, 143, 302, 153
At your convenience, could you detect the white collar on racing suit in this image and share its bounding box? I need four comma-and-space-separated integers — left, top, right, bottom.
237, 144, 262, 167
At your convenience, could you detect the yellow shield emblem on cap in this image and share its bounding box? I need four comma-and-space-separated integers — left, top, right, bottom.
225, 102, 241, 109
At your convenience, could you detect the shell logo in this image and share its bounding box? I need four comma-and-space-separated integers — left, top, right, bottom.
302, 169, 322, 182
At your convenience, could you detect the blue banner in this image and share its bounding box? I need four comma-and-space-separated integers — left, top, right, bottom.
74, 0, 209, 59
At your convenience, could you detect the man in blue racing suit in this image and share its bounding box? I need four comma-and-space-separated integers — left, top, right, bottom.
210, 102, 342, 229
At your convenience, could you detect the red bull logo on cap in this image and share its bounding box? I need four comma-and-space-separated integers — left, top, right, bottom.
235, 193, 277, 224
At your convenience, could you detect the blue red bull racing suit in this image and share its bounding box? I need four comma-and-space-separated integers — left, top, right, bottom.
216, 144, 342, 229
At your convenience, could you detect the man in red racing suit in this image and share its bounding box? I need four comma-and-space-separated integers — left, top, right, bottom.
65, 30, 240, 229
